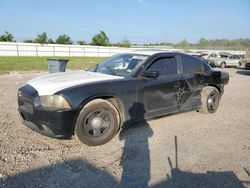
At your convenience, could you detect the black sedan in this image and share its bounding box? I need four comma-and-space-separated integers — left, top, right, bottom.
18, 51, 229, 146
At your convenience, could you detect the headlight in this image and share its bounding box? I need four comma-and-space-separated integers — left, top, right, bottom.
39, 95, 71, 109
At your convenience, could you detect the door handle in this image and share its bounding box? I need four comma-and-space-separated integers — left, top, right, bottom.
174, 82, 180, 88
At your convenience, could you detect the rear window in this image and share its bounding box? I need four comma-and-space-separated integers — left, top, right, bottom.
181, 55, 204, 74
147, 57, 177, 75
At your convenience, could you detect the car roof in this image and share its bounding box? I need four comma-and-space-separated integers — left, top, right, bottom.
130, 49, 183, 56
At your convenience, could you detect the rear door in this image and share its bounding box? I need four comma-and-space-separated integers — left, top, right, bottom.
137, 55, 181, 119
227, 55, 239, 66
226, 56, 233, 66
179, 55, 208, 110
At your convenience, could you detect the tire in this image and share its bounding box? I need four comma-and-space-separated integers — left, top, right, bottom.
199, 86, 221, 114
220, 62, 226, 69
74, 99, 120, 146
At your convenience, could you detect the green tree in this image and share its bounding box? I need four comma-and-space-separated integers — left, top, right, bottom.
55, 34, 73, 44
23, 39, 33, 43
227, 40, 241, 47
77, 40, 87, 45
47, 38, 54, 44
198, 37, 208, 49
118, 38, 131, 47
34, 32, 48, 44
176, 39, 190, 49
91, 31, 110, 46
0, 31, 15, 42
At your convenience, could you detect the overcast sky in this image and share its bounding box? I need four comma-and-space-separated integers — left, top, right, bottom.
1, 0, 250, 44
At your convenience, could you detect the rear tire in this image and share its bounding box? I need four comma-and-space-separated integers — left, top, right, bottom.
74, 99, 120, 146
199, 86, 220, 114
220, 62, 226, 69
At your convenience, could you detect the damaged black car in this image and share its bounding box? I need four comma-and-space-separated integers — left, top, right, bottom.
18, 51, 229, 146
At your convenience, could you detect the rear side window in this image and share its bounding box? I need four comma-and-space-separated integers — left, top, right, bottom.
181, 55, 204, 74
147, 57, 177, 75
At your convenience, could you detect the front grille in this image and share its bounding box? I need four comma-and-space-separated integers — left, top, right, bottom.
18, 85, 38, 114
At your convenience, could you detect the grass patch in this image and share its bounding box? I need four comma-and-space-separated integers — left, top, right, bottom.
0, 56, 106, 72
241, 58, 250, 63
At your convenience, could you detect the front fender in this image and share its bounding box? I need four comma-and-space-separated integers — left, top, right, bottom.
55, 79, 138, 126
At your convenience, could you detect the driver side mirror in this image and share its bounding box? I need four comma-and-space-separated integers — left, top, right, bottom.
141, 70, 159, 78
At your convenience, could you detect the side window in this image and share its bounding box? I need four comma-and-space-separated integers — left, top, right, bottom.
181, 56, 204, 74
147, 57, 177, 75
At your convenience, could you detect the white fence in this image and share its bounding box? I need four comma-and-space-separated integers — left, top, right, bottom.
0, 42, 245, 57
0, 42, 135, 57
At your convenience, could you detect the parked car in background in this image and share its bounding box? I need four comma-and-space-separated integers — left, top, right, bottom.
185, 52, 213, 66
245, 62, 250, 70
239, 55, 250, 70
204, 52, 242, 68
18, 51, 229, 146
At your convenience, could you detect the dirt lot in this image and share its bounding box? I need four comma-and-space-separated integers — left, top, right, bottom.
0, 69, 250, 187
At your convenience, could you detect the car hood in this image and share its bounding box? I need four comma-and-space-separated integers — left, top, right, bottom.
27, 71, 123, 96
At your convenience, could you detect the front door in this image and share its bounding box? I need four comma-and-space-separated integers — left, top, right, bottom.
137, 56, 181, 119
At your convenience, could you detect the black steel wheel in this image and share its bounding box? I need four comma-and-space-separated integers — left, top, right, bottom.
75, 99, 120, 146
199, 86, 220, 114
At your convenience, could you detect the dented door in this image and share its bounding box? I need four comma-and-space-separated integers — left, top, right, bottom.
143, 74, 181, 117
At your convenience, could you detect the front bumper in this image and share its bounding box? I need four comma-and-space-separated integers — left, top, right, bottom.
19, 108, 77, 138
18, 84, 78, 139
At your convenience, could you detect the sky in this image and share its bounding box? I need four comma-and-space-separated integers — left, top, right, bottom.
1, 0, 250, 44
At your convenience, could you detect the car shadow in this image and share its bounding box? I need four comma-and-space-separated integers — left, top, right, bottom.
0, 159, 118, 187
236, 70, 250, 76
1, 103, 249, 188
152, 136, 249, 187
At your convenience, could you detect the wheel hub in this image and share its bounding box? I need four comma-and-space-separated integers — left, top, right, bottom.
91, 117, 103, 129
208, 98, 213, 104
83, 109, 114, 139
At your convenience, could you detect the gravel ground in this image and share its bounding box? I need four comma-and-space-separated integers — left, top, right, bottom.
0, 69, 250, 188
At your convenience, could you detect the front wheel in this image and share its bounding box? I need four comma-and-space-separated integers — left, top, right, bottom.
199, 86, 221, 114
74, 99, 120, 146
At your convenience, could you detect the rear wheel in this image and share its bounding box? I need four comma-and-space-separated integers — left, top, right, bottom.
220, 62, 226, 69
199, 86, 220, 114
74, 99, 120, 146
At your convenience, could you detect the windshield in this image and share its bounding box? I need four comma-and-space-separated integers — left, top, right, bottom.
89, 54, 149, 77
